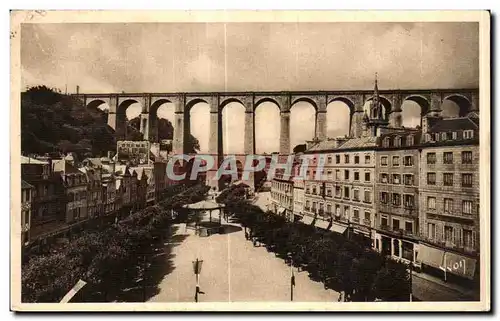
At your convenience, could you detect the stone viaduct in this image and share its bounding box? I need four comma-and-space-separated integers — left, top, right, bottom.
78, 88, 479, 156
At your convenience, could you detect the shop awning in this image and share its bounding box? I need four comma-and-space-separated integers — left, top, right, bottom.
315, 218, 330, 230
330, 222, 347, 234
300, 215, 315, 226
416, 244, 445, 269
443, 252, 477, 280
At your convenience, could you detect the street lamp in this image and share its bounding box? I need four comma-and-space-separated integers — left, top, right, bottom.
287, 252, 295, 301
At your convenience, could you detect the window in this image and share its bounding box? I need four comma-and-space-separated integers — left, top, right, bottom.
354, 172, 360, 181
305, 186, 310, 194
305, 200, 310, 210
443, 173, 454, 186
452, 132, 457, 139
463, 229, 473, 248
427, 172, 436, 185
444, 198, 453, 213
381, 216, 388, 228
404, 194, 415, 209
335, 155, 340, 164
335, 170, 340, 180
428, 223, 436, 239
327, 156, 332, 164
344, 154, 350, 164
344, 170, 350, 180
462, 200, 473, 214
444, 226, 454, 243
327, 170, 333, 180
403, 174, 414, 186
365, 154, 371, 164
364, 172, 371, 182
335, 186, 341, 198
427, 196, 436, 210
353, 189, 360, 201
381, 156, 388, 166
463, 130, 474, 139
443, 152, 453, 164
353, 209, 359, 219
326, 204, 332, 214
380, 192, 389, 204
406, 135, 414, 146
462, 173, 473, 187
392, 156, 400, 166
326, 188, 332, 197
392, 174, 401, 185
383, 137, 391, 147
354, 155, 360, 164
426, 133, 432, 142
427, 152, 436, 164
312, 202, 317, 211
344, 187, 350, 199
393, 219, 400, 230
392, 193, 401, 206
381, 173, 389, 183
441, 132, 448, 141
335, 205, 341, 216
364, 211, 370, 221
405, 221, 413, 233
404, 156, 414, 166
364, 190, 372, 203
462, 151, 473, 164
394, 136, 402, 147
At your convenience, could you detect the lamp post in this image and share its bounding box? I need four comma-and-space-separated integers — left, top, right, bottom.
287, 252, 295, 301
192, 258, 204, 302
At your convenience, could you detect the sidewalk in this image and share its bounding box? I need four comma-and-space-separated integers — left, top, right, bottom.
411, 271, 479, 301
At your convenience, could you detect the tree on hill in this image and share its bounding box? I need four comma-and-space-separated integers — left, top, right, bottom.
21, 86, 115, 158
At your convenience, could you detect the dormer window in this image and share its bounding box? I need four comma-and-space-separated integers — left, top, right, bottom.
426, 133, 432, 142
406, 135, 414, 146
383, 137, 391, 148
452, 132, 457, 140
441, 132, 447, 141
394, 136, 402, 147
464, 130, 474, 139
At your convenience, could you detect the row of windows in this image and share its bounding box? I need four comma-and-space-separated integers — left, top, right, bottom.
380, 216, 414, 233
382, 135, 415, 148
380, 173, 415, 185
307, 170, 372, 183
272, 181, 292, 193
306, 185, 372, 203
325, 154, 372, 165
427, 197, 475, 215
304, 202, 372, 223
426, 151, 474, 165
380, 192, 415, 208
427, 223, 475, 249
426, 172, 473, 187
380, 155, 414, 167
425, 130, 475, 142
66, 175, 87, 186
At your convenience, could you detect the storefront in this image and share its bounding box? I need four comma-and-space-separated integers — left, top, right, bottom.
374, 231, 420, 267
416, 244, 477, 281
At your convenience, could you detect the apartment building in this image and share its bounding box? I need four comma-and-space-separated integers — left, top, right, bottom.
21, 180, 34, 245
417, 115, 480, 280
374, 130, 422, 265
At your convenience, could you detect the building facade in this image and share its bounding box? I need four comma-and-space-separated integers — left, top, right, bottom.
21, 180, 34, 245
52, 160, 88, 224
270, 169, 294, 218
374, 130, 422, 265
417, 115, 480, 280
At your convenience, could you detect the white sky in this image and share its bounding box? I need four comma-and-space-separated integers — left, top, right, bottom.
21, 22, 478, 153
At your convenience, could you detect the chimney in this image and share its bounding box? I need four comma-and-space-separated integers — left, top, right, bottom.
76, 85, 80, 95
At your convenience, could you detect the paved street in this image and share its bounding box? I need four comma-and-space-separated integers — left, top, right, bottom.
149, 209, 339, 302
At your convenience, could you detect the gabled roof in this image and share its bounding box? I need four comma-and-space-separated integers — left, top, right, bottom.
429, 116, 479, 132
21, 180, 34, 189
52, 159, 82, 175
